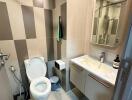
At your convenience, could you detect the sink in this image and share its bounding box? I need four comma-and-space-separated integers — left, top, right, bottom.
71, 55, 118, 85
80, 56, 100, 69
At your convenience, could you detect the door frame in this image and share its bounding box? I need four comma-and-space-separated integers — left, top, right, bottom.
112, 2, 132, 99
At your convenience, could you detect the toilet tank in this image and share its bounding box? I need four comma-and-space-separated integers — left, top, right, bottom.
24, 57, 47, 82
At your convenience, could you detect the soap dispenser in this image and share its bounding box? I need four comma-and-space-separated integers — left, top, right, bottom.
113, 55, 120, 69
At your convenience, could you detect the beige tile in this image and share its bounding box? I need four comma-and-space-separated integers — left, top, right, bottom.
26, 39, 47, 61
0, 40, 21, 94
67, 0, 93, 58
43, 0, 55, 9
0, 0, 5, 2
33, 0, 43, 8
34, 7, 46, 38
61, 40, 66, 58
6, 1, 26, 40
20, 0, 33, 6
7, 0, 21, 4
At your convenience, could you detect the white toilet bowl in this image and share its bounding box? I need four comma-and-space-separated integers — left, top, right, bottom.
30, 77, 51, 100
24, 57, 51, 100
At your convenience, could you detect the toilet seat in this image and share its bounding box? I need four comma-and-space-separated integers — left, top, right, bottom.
30, 76, 51, 97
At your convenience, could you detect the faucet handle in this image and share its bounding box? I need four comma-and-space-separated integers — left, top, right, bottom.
5, 54, 10, 60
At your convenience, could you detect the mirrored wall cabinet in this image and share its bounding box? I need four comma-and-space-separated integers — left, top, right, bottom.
91, 0, 126, 48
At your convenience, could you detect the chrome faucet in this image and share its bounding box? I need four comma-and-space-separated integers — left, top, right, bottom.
99, 52, 105, 63
0, 49, 10, 66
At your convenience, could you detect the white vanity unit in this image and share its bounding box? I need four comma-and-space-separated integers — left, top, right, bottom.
70, 55, 118, 100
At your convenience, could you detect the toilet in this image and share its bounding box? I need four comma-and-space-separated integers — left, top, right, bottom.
24, 57, 51, 100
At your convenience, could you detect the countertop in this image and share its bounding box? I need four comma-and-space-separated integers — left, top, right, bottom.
71, 55, 118, 86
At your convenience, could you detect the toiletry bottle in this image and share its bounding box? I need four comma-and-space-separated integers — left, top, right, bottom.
113, 55, 120, 69
100, 52, 105, 63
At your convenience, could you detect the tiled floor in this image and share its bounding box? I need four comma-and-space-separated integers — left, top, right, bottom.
30, 87, 88, 100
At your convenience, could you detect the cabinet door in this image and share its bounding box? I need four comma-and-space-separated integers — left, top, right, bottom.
85, 73, 114, 100
70, 63, 86, 93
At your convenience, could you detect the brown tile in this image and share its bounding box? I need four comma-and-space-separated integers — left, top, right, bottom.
57, 41, 61, 59
44, 9, 53, 38
21, 5, 36, 39
33, 0, 43, 8
0, 2, 13, 40
61, 3, 67, 40
14, 40, 28, 65
44, 9, 54, 60
14, 40, 29, 89
46, 37, 54, 60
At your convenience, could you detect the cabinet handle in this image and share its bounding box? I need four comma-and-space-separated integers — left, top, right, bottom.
71, 66, 83, 71
71, 63, 83, 71
88, 74, 111, 88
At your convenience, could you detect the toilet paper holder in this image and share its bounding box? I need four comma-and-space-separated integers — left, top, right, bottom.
55, 60, 65, 71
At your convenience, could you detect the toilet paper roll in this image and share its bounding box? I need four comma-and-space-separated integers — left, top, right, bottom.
55, 60, 65, 70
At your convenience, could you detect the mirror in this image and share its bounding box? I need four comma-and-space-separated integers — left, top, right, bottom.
91, 0, 125, 47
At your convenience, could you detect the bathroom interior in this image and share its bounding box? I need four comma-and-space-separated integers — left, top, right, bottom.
0, 0, 132, 100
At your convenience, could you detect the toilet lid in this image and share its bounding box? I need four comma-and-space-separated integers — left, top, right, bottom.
26, 57, 47, 81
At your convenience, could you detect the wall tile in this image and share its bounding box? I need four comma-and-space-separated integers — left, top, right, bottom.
43, 0, 55, 9
61, 39, 66, 58
44, 9, 54, 60
57, 41, 61, 59
33, 7, 47, 60
6, 1, 26, 40
46, 37, 54, 61
44, 9, 53, 38
33, 0, 43, 8
0, 40, 21, 94
0, 0, 5, 2
20, 0, 33, 6
8, 0, 21, 4
21, 5, 36, 39
14, 40, 29, 90
61, 3, 67, 40
34, 7, 46, 38
0, 2, 13, 40
67, 0, 89, 58
26, 39, 47, 60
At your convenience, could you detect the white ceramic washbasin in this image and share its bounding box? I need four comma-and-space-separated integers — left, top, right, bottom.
71, 55, 118, 85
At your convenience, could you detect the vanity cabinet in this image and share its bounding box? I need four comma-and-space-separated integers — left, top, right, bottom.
85, 73, 114, 100
70, 63, 86, 94
70, 63, 114, 100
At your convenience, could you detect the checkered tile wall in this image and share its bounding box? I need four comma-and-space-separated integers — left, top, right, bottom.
0, 0, 54, 95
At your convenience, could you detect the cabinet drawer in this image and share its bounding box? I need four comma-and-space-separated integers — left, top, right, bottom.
70, 63, 86, 93
85, 73, 114, 100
